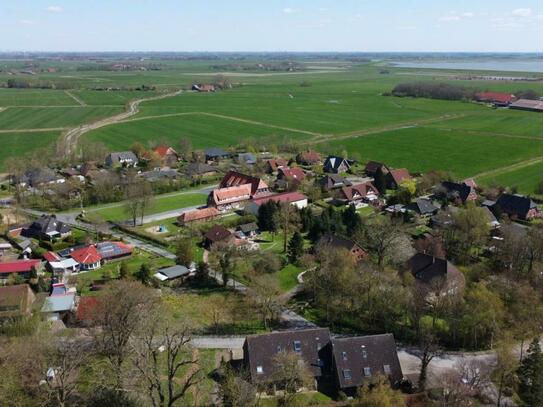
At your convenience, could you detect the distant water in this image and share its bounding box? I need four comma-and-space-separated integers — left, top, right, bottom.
392, 60, 543, 73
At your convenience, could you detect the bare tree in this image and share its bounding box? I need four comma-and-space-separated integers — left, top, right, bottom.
416, 330, 442, 391
251, 275, 282, 329
218, 365, 257, 407
131, 311, 201, 407
272, 351, 314, 406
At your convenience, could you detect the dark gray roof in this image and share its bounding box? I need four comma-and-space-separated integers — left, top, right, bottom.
409, 198, 440, 216
331, 334, 403, 389
140, 169, 179, 181
107, 151, 138, 163
185, 163, 217, 176
26, 215, 70, 236
157, 265, 190, 279
495, 193, 538, 219
238, 153, 257, 165
204, 148, 229, 158
323, 156, 350, 173
441, 181, 475, 203
408, 253, 463, 288
244, 328, 331, 383
237, 222, 259, 234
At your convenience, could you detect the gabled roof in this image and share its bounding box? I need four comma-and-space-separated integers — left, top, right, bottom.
212, 185, 252, 205
387, 168, 411, 185
44, 251, 61, 263
237, 222, 259, 234
267, 158, 288, 171
331, 334, 403, 389
495, 193, 538, 218
42, 293, 75, 313
323, 156, 350, 173
96, 241, 133, 260
475, 92, 516, 104
296, 150, 322, 164
156, 265, 190, 280
153, 145, 178, 158
251, 191, 307, 206
220, 171, 269, 196
319, 234, 364, 255
204, 225, 233, 243
321, 174, 352, 189
409, 198, 440, 215
204, 148, 229, 158
365, 161, 389, 175
70, 245, 101, 265
441, 181, 476, 203
510, 99, 543, 111
28, 215, 71, 236
278, 167, 305, 182
107, 151, 138, 163
244, 328, 331, 383
185, 162, 217, 176
408, 253, 462, 286
338, 182, 379, 201
179, 207, 220, 223
0, 284, 35, 317
0, 259, 41, 274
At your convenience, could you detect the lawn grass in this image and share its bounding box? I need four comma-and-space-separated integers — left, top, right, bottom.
477, 160, 543, 197
327, 126, 543, 179
91, 193, 207, 221
0, 130, 60, 170
276, 264, 301, 292
259, 392, 332, 407
0, 106, 123, 130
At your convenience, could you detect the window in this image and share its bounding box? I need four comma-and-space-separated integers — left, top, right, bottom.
363, 367, 371, 377
343, 369, 352, 380
256, 366, 264, 374
293, 340, 302, 352
362, 350, 367, 359
317, 358, 324, 367
342, 351, 348, 361
383, 364, 391, 375
277, 345, 282, 352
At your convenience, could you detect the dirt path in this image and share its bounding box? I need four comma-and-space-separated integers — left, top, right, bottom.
0, 127, 68, 133
60, 89, 183, 156
472, 155, 543, 180
64, 90, 87, 106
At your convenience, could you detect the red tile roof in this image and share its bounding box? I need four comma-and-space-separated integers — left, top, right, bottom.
279, 167, 306, 182
297, 150, 321, 164
267, 159, 288, 171
339, 182, 379, 201
389, 168, 411, 185
153, 145, 177, 158
212, 185, 252, 206
219, 171, 269, 196
252, 192, 307, 206
0, 259, 41, 274
475, 92, 516, 104
70, 246, 101, 265
179, 207, 220, 223
43, 251, 61, 262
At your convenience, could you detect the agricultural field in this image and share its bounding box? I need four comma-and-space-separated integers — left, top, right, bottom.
0, 88, 78, 106
0, 106, 123, 130
0, 130, 60, 170
477, 160, 543, 197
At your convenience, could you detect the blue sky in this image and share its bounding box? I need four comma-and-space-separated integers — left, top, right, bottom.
2, 0, 543, 52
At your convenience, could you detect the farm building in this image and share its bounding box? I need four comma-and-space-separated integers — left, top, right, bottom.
323, 156, 351, 174
407, 253, 465, 296
334, 182, 379, 206
0, 259, 42, 282
385, 168, 411, 189
192, 83, 216, 92
0, 284, 35, 319
296, 150, 322, 166
209, 185, 253, 209
493, 193, 542, 220
185, 163, 218, 178
246, 192, 308, 215
318, 234, 367, 263
154, 265, 190, 282
204, 225, 234, 249
475, 92, 516, 106
204, 148, 230, 161
178, 207, 220, 225
266, 158, 288, 173
105, 151, 139, 168
509, 99, 543, 112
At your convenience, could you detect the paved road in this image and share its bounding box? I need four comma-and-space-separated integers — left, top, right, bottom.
191, 336, 245, 349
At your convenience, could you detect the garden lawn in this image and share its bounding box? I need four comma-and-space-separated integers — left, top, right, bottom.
0, 131, 60, 170
325, 126, 543, 179
276, 264, 301, 292
477, 160, 543, 197
91, 193, 207, 221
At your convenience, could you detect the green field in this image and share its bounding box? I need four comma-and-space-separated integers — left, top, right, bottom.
0, 88, 78, 106
71, 90, 159, 106
0, 131, 60, 170
0, 106, 123, 130
326, 126, 543, 179
477, 160, 543, 197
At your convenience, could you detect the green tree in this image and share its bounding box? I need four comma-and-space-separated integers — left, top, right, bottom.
518, 338, 543, 406
175, 238, 194, 266
342, 204, 361, 235
287, 232, 304, 264
135, 263, 152, 285
257, 201, 279, 235
119, 261, 129, 279
374, 167, 387, 193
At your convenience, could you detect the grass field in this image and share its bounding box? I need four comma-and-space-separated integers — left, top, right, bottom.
0, 131, 60, 170
90, 192, 207, 221
477, 160, 543, 197
0, 106, 123, 130
71, 90, 159, 105
0, 89, 78, 106
326, 126, 543, 179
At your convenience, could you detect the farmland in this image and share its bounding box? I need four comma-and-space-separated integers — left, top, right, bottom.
477, 160, 543, 197
0, 130, 60, 169
2, 59, 543, 190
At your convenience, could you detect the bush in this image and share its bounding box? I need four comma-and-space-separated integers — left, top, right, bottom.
392, 82, 476, 101
252, 252, 283, 274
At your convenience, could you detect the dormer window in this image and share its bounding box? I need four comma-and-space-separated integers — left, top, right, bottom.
293, 340, 302, 352
364, 367, 371, 377
343, 369, 352, 380
256, 366, 264, 374
383, 364, 391, 375
362, 350, 367, 359
342, 351, 348, 361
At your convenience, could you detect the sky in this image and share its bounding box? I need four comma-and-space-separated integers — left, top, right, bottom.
2, 0, 543, 52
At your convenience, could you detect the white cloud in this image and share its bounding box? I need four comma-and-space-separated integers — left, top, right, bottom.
462, 12, 475, 18
512, 8, 532, 17
19, 19, 36, 25
318, 7, 327, 13
396, 25, 417, 31
47, 5, 63, 13
282, 7, 299, 14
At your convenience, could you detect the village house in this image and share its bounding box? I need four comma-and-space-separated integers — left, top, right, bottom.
192, 83, 216, 92
152, 145, 180, 166
266, 158, 288, 174
440, 181, 478, 204
184, 162, 218, 178
96, 241, 133, 262
205, 148, 230, 162
236, 222, 260, 239
475, 92, 517, 107
364, 161, 390, 177
105, 151, 139, 168
320, 174, 352, 191
319, 234, 367, 263
15, 167, 65, 188
243, 328, 403, 395
0, 259, 42, 282
237, 152, 257, 166
139, 168, 180, 182
247, 191, 308, 215
276, 167, 306, 189
22, 214, 72, 241
209, 171, 271, 210
0, 284, 35, 319
385, 168, 411, 189
41, 291, 76, 322
178, 207, 220, 226
68, 245, 102, 271
407, 198, 440, 217
296, 150, 322, 166
333, 182, 379, 206
44, 251, 80, 275
328, 334, 404, 396
493, 193, 542, 220
323, 156, 351, 174
407, 253, 465, 296
204, 224, 234, 249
